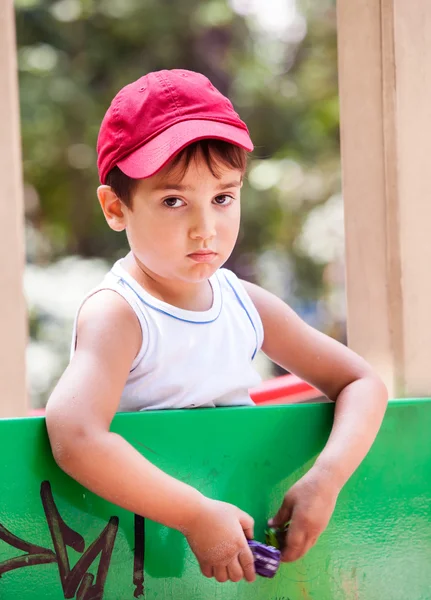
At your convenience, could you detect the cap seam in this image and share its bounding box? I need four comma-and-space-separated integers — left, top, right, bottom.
112, 91, 124, 145
157, 72, 183, 117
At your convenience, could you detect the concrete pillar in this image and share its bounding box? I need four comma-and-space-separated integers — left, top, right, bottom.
0, 1, 28, 416
337, 0, 431, 397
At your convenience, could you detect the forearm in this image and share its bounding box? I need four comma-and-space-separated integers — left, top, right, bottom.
313, 375, 388, 489
53, 430, 204, 532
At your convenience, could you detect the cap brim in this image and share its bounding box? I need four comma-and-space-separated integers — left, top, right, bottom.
117, 119, 253, 179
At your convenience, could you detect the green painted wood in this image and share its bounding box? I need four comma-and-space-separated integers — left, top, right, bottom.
0, 400, 430, 599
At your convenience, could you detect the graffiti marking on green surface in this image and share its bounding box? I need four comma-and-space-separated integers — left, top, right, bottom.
0, 481, 145, 600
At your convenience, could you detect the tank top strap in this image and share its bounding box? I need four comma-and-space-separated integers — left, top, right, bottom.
217, 268, 264, 358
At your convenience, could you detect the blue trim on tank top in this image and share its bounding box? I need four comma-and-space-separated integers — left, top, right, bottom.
120, 278, 223, 324
224, 276, 259, 360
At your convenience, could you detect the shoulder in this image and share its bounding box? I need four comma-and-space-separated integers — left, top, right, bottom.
217, 268, 252, 293
218, 268, 264, 307
239, 279, 287, 317
76, 289, 142, 365
216, 268, 278, 317
78, 288, 140, 329
239, 280, 299, 346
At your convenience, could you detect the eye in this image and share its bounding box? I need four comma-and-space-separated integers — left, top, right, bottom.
213, 194, 234, 206
163, 197, 185, 208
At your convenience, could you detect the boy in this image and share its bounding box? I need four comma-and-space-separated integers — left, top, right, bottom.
46, 69, 388, 584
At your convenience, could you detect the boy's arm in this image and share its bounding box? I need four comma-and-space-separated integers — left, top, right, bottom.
46, 290, 202, 529
46, 290, 256, 583
242, 281, 388, 562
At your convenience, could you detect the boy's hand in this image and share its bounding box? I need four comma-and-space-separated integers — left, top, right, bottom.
183, 498, 256, 583
269, 467, 340, 562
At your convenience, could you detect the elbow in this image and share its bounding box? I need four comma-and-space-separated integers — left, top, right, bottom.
331, 369, 389, 408
361, 365, 389, 398
351, 371, 389, 410
370, 373, 389, 407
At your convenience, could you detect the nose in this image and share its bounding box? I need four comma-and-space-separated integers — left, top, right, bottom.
189, 207, 216, 241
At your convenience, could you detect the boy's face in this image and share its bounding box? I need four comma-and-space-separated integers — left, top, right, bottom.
118, 152, 242, 284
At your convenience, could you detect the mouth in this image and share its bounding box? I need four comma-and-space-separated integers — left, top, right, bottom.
187, 250, 218, 263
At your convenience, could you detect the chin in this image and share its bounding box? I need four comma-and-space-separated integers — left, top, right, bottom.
185, 262, 220, 282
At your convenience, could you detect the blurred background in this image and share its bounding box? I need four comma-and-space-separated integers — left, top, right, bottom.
15, 0, 344, 409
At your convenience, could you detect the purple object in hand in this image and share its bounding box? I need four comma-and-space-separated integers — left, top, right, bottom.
248, 540, 281, 578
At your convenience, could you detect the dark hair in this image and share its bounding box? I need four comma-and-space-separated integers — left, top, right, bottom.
105, 139, 248, 209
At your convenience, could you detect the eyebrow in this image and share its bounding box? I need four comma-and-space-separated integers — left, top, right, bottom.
152, 180, 242, 192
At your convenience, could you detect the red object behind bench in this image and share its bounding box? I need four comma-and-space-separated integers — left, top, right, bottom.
249, 374, 321, 405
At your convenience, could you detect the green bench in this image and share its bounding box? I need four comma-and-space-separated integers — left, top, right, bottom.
1, 400, 430, 599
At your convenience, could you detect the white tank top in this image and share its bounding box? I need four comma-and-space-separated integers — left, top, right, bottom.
71, 260, 263, 411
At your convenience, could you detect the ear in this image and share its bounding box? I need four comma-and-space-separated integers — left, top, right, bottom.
97, 185, 127, 231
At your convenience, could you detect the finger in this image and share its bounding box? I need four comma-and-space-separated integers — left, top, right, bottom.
227, 557, 243, 583
301, 535, 319, 557
238, 546, 256, 582
200, 564, 213, 579
282, 533, 319, 563
268, 498, 292, 528
238, 510, 254, 540
214, 566, 229, 583
281, 518, 307, 562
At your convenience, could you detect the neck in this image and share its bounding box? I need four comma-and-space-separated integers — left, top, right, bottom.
122, 252, 213, 311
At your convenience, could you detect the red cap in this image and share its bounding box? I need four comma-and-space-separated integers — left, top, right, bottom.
97, 69, 253, 184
